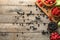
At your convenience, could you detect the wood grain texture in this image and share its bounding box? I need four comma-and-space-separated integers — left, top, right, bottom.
0, 0, 50, 40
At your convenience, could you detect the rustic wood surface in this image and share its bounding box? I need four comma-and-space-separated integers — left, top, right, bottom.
0, 0, 51, 40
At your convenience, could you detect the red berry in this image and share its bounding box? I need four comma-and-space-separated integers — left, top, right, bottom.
47, 0, 51, 2
55, 10, 60, 16
37, 0, 41, 3
45, 1, 49, 4
52, 7, 58, 15
50, 32, 59, 40
53, 0, 56, 2
50, 1, 53, 4
39, 3, 43, 7
57, 36, 60, 40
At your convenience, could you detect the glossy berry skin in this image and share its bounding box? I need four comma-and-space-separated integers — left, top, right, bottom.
45, 0, 56, 4
51, 7, 60, 16
47, 0, 51, 2
52, 7, 58, 15
39, 3, 43, 7
50, 32, 60, 40
45, 1, 49, 4
50, 1, 53, 4
48, 22, 58, 33
37, 0, 43, 7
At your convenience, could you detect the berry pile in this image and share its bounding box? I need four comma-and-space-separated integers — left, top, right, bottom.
45, 0, 56, 5
51, 7, 60, 16
50, 32, 60, 40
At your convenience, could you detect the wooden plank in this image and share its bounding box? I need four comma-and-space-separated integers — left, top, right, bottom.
0, 33, 16, 40
0, 32, 50, 40
0, 6, 40, 15
0, 0, 35, 5
0, 0, 51, 40
16, 33, 49, 40
0, 23, 48, 32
